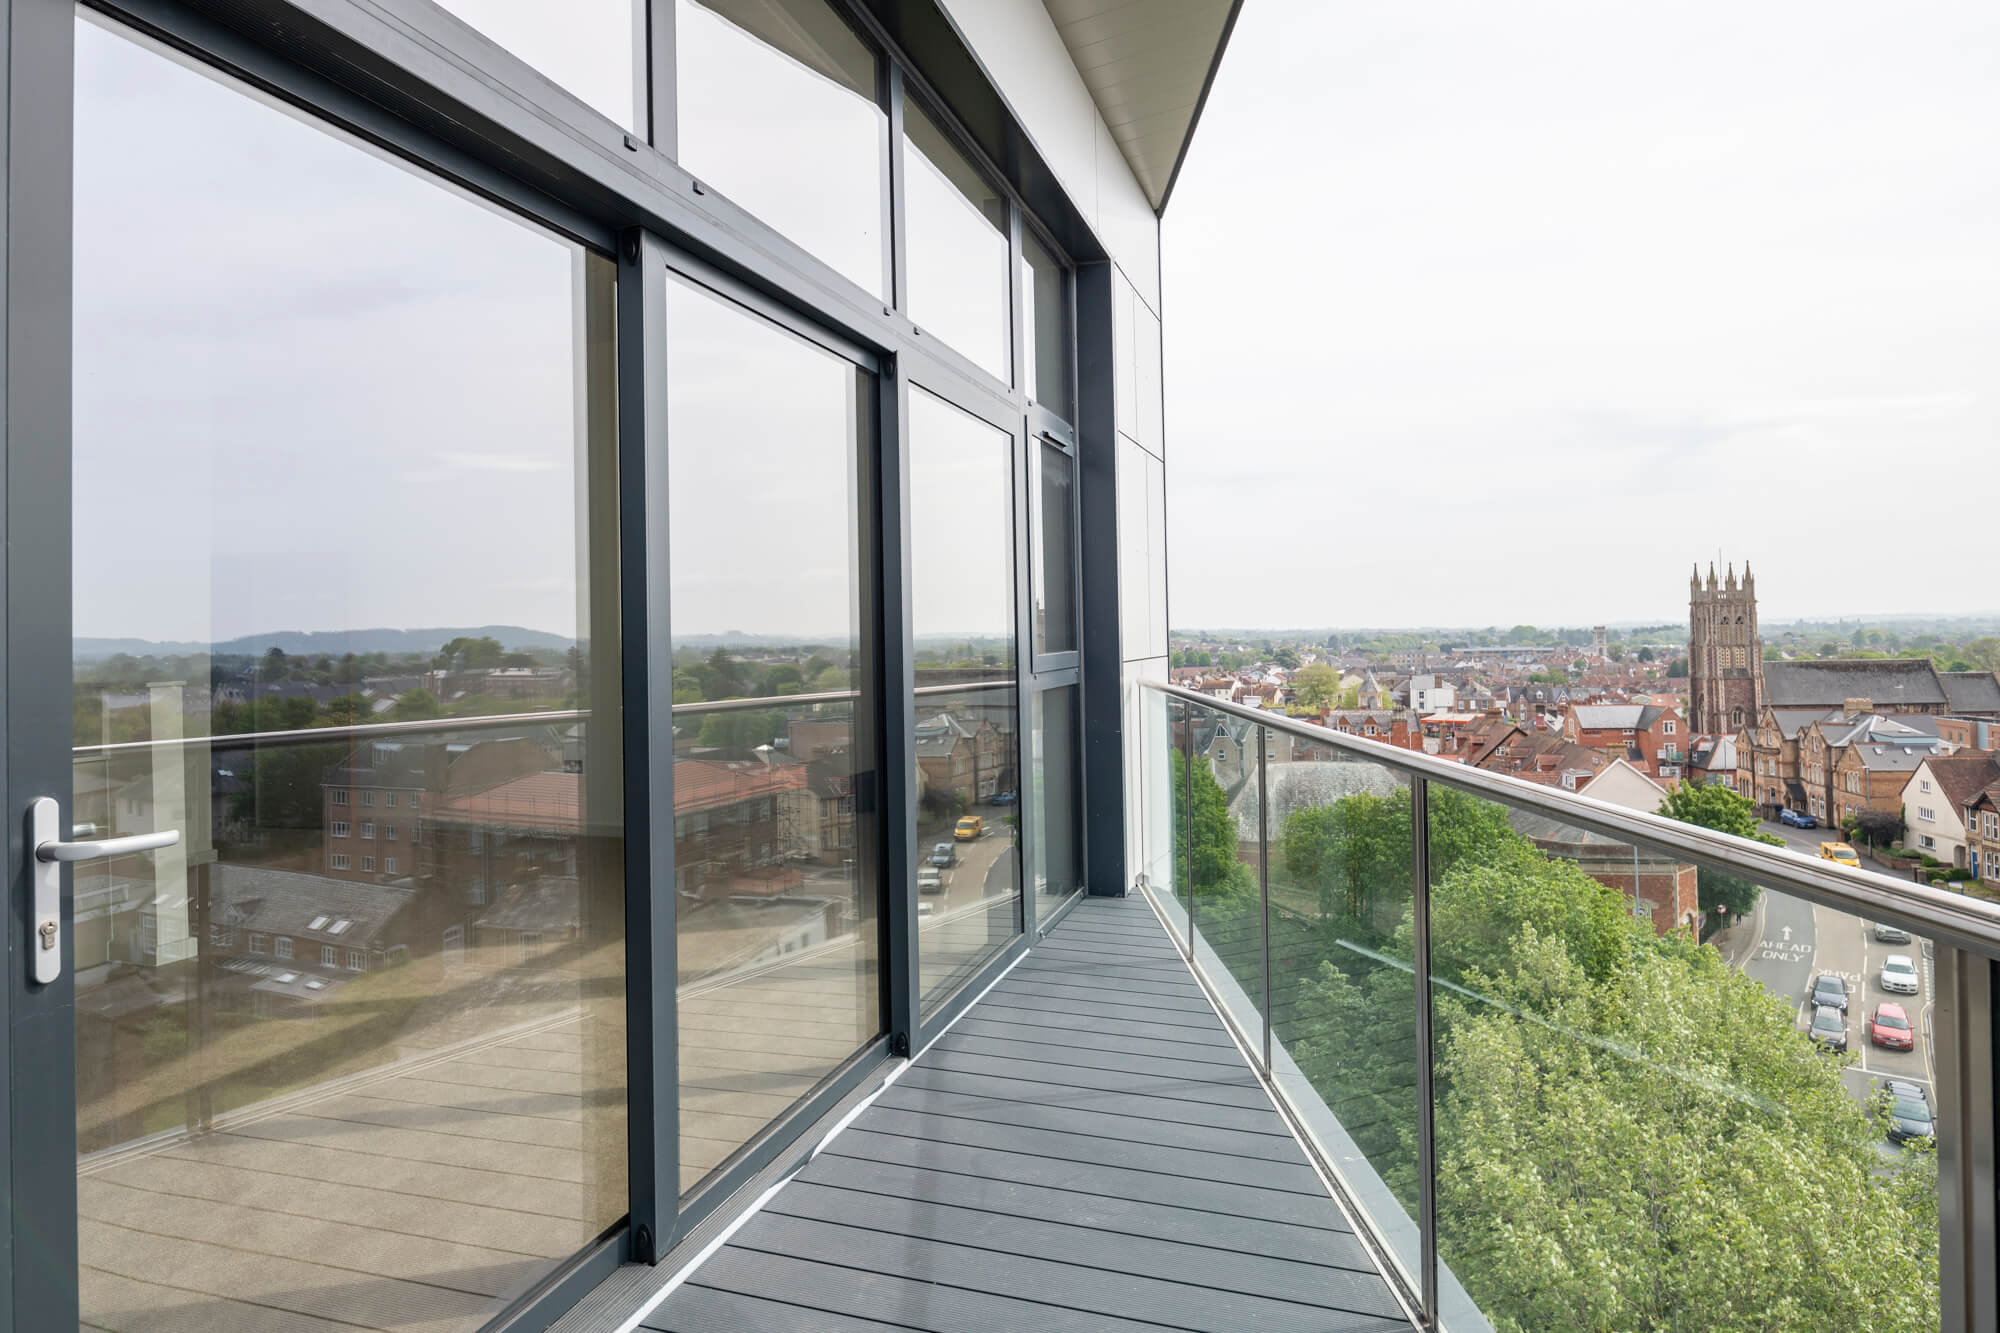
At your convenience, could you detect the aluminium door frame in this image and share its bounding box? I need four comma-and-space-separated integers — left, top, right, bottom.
3, 0, 1113, 1328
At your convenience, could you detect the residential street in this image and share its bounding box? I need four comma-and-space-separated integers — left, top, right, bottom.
1726, 819, 1935, 1111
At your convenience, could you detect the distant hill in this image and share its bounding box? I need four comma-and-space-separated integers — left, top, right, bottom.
74, 626, 576, 661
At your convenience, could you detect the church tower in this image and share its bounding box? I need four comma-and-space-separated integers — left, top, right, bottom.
1688, 561, 1764, 735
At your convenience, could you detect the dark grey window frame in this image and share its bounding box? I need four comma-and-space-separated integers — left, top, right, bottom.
0, 0, 1123, 1327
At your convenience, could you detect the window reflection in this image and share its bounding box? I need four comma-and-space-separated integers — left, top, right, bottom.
1034, 441, 1077, 657
1032, 686, 1082, 904
433, 0, 644, 130
909, 390, 1020, 1011
73, 17, 623, 1331
904, 103, 1011, 382
676, 0, 887, 296
665, 274, 881, 1195
1022, 230, 1072, 416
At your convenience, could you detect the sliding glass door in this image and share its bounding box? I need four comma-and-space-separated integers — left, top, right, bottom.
67, 17, 626, 1329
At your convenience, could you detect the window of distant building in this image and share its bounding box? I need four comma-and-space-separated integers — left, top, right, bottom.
275, 937, 293, 960
331, 790, 348, 805
346, 950, 365, 971
248, 933, 266, 954
361, 856, 374, 872
330, 853, 350, 870
361, 791, 373, 806
330, 821, 350, 838
384, 857, 396, 874
322, 945, 337, 967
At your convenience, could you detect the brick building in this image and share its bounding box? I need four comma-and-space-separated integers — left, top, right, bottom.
1562, 702, 1686, 780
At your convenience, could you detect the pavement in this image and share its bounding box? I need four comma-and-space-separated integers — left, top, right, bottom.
1722, 818, 1935, 1115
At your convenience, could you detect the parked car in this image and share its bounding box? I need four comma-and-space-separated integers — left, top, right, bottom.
917, 866, 944, 894
917, 901, 935, 920
1873, 921, 1912, 944
954, 815, 983, 841
1808, 1004, 1848, 1052
988, 790, 1018, 806
1819, 841, 1860, 867
1885, 1080, 1934, 1145
1869, 1003, 1915, 1051
1780, 808, 1818, 829
928, 842, 956, 868
1879, 954, 1920, 995
1810, 973, 1850, 1013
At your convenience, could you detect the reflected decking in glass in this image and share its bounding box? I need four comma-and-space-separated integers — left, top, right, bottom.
666, 274, 883, 1194
909, 390, 1021, 1013
72, 19, 624, 1329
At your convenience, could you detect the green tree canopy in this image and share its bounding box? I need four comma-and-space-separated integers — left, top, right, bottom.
1292, 662, 1343, 712
1657, 781, 1781, 923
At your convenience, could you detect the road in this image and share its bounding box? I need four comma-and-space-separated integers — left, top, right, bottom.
915, 803, 1018, 914
1734, 818, 1934, 1112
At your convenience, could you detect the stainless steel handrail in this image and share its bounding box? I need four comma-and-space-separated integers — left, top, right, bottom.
1147, 679, 2000, 956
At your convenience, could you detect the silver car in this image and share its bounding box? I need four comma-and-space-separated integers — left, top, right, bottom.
1880, 954, 1919, 995
1808, 1004, 1848, 1053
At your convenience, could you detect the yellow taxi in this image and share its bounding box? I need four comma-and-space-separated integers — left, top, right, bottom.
1819, 842, 1860, 868
955, 815, 983, 841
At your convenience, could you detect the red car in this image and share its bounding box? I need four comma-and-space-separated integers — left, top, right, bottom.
1869, 1003, 1915, 1051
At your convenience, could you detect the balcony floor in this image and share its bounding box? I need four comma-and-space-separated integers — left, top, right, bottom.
642, 894, 1414, 1332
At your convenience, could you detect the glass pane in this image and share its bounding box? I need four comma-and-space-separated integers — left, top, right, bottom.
1033, 442, 1077, 657
1182, 704, 1265, 1042
676, 0, 887, 296
1021, 229, 1072, 416
666, 274, 880, 1195
1429, 791, 1939, 1332
433, 0, 643, 130
1265, 747, 1421, 1290
73, 19, 625, 1330
910, 389, 1020, 1013
1031, 686, 1080, 905
903, 103, 1010, 382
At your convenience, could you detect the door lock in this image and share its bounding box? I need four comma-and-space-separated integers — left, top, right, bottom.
28, 797, 180, 985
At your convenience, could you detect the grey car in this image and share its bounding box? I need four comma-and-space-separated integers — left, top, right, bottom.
1885, 1079, 1934, 1145
1809, 973, 1849, 1014
1873, 921, 1912, 945
1807, 1004, 1848, 1053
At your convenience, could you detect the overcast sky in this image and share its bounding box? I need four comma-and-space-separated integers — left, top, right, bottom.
1163, 2, 2000, 631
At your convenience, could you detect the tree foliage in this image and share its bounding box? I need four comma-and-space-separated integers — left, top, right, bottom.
1292, 662, 1343, 712
1657, 781, 1781, 923
1261, 783, 1937, 1332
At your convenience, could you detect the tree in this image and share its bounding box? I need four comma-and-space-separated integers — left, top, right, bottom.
1657, 782, 1781, 924
698, 708, 784, 751
761, 664, 805, 696
1665, 656, 1688, 678
1292, 663, 1342, 712
1635, 646, 1656, 663
389, 688, 442, 721
1964, 637, 2000, 673
1853, 807, 1904, 849
1272, 646, 1302, 671
1171, 749, 1252, 900
810, 666, 851, 693
434, 636, 504, 670
322, 694, 368, 728
1432, 930, 1937, 1333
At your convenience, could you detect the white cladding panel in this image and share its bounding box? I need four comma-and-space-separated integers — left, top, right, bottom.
936, 0, 1161, 309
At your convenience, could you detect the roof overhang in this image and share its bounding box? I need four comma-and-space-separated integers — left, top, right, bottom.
1041, 0, 1242, 213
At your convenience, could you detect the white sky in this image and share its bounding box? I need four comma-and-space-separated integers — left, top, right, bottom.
1163, 1, 2000, 630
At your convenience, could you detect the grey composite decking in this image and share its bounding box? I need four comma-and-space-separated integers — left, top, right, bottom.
644, 894, 1415, 1333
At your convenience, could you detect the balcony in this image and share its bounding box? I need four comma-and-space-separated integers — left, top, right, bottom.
537, 683, 1998, 1332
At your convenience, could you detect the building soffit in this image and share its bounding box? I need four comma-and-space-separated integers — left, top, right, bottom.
1041, 0, 1241, 211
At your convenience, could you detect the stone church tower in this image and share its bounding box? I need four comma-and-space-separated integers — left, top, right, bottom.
1688, 562, 1764, 735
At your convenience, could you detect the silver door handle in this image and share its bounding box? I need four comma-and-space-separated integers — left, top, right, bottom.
26, 798, 181, 986
36, 829, 181, 862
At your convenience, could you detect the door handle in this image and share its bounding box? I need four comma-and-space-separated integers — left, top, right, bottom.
27, 797, 181, 985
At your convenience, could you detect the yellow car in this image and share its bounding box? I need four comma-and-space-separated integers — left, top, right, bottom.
1820, 842, 1860, 868
955, 815, 983, 841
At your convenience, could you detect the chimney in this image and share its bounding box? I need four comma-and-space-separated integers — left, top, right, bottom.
1843, 698, 1873, 716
